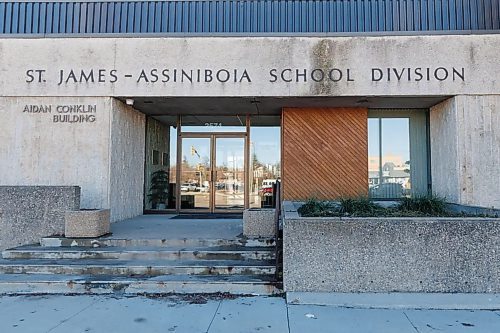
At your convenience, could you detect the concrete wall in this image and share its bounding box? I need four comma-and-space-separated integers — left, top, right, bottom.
144, 117, 170, 210
109, 99, 146, 221
431, 95, 500, 209
0, 97, 112, 209
283, 202, 500, 293
0, 96, 146, 223
1, 35, 499, 97
0, 186, 80, 250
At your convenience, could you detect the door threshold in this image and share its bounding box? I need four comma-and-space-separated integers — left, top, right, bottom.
171, 213, 243, 219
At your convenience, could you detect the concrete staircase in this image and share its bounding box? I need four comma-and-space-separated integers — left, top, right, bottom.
0, 236, 281, 296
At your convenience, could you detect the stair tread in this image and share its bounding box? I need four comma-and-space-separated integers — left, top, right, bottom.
5, 245, 275, 253
42, 235, 275, 243
0, 273, 277, 284
42, 236, 275, 243
40, 237, 276, 248
0, 274, 282, 295
0, 258, 275, 267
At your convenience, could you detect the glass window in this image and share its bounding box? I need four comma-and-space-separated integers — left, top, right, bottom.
168, 126, 177, 208
180, 137, 211, 210
249, 124, 281, 208
368, 118, 411, 199
368, 119, 380, 189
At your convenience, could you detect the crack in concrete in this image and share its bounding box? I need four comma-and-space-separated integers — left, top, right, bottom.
285, 301, 291, 333
403, 311, 421, 333
45, 297, 99, 333
205, 300, 222, 333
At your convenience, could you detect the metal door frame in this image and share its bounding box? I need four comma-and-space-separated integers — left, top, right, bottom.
175, 115, 250, 213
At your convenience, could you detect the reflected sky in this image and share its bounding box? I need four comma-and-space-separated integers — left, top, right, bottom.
250, 127, 280, 165
216, 138, 244, 169
170, 120, 409, 168
170, 126, 281, 166
368, 118, 410, 162
181, 137, 210, 166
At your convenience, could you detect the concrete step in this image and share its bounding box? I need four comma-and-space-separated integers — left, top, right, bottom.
0, 274, 282, 296
0, 259, 276, 276
2, 245, 275, 261
40, 237, 276, 248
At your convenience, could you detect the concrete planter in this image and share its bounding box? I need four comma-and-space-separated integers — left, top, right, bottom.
283, 201, 500, 293
243, 208, 276, 238
65, 209, 110, 238
0, 186, 81, 250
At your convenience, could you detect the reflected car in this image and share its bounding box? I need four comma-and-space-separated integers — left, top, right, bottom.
181, 183, 197, 192
369, 183, 404, 198
196, 186, 209, 192
259, 179, 276, 197
260, 187, 273, 196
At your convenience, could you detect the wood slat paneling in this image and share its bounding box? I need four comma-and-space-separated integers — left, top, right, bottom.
282, 107, 368, 200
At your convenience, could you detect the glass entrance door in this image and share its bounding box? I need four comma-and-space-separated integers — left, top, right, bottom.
179, 135, 246, 213
214, 137, 245, 211
180, 137, 211, 211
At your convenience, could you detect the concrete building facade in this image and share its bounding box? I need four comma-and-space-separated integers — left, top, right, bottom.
1, 1, 499, 220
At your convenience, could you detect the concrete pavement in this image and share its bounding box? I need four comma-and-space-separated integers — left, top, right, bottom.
1, 295, 500, 333
98, 214, 243, 240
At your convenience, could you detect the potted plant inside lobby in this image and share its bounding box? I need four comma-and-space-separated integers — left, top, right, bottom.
148, 170, 169, 209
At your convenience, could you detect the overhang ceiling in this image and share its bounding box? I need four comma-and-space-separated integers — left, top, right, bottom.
117, 96, 449, 126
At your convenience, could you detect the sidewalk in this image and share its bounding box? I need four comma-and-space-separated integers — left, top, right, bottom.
1, 295, 499, 333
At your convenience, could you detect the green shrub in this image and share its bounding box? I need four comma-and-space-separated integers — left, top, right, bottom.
298, 198, 339, 217
397, 195, 447, 216
297, 195, 496, 218
298, 197, 386, 217
338, 197, 386, 217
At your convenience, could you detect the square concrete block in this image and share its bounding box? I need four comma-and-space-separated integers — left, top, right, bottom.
0, 186, 81, 250
65, 209, 110, 238
243, 208, 276, 238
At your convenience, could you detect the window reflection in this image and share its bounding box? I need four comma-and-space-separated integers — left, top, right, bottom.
168, 126, 178, 208
250, 127, 281, 208
368, 118, 410, 199
179, 138, 211, 210
215, 138, 245, 210
169, 116, 281, 210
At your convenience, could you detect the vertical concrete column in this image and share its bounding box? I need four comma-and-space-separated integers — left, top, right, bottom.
430, 95, 500, 209
109, 99, 146, 222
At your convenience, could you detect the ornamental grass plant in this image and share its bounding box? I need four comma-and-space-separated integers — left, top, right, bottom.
298, 196, 496, 218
